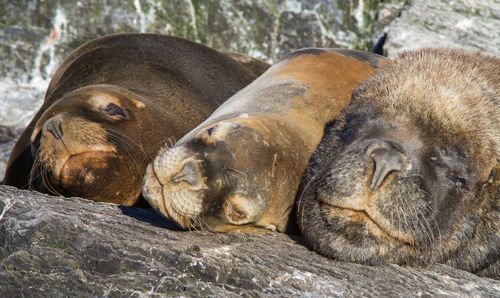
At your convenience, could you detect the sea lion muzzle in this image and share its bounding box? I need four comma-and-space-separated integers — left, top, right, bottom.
43, 116, 64, 140
368, 145, 406, 191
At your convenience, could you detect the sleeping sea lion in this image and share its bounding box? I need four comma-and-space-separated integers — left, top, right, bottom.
3, 33, 266, 206
142, 48, 386, 232
224, 52, 271, 78
297, 48, 500, 279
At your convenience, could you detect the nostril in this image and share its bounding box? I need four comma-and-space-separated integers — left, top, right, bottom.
44, 116, 64, 140
171, 160, 201, 186
370, 147, 405, 190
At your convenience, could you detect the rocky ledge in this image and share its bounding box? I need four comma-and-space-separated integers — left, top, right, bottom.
0, 185, 499, 297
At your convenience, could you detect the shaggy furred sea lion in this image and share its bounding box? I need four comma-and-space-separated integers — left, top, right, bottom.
142, 48, 386, 233
3, 33, 266, 206
297, 48, 500, 279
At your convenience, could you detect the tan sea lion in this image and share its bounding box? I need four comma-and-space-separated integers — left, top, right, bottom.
142, 48, 386, 233
3, 33, 266, 206
297, 48, 500, 279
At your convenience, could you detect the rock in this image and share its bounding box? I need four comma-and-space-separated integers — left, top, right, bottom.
385, 0, 500, 57
0, 185, 499, 296
0, 126, 21, 177
0, 0, 406, 83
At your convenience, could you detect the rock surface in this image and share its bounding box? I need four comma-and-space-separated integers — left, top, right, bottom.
385, 0, 500, 57
0, 0, 405, 82
1, 185, 499, 297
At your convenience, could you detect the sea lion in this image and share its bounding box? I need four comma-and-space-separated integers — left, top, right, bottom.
224, 52, 271, 78
142, 48, 386, 233
297, 48, 500, 279
3, 33, 265, 206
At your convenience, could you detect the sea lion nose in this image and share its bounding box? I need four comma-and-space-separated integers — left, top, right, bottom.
44, 116, 64, 140
369, 147, 405, 190
171, 160, 201, 186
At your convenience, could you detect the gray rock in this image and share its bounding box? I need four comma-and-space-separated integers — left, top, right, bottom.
0, 0, 405, 83
1, 185, 499, 296
385, 0, 500, 57
0, 126, 21, 177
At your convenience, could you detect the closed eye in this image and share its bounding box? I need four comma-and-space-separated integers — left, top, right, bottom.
102, 103, 126, 118
446, 174, 466, 187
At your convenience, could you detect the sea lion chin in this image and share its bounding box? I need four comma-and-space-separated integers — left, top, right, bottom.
298, 48, 500, 279
143, 48, 386, 233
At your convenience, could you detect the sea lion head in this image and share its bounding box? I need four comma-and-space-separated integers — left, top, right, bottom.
30, 84, 168, 206
142, 48, 386, 233
298, 48, 500, 276
143, 113, 303, 233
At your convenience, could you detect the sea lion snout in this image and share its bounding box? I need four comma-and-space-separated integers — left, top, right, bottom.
368, 145, 406, 191
43, 115, 64, 140
142, 146, 209, 227
171, 159, 202, 186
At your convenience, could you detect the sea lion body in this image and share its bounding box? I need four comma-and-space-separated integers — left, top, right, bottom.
142, 48, 385, 232
223, 52, 271, 78
3, 33, 265, 206
298, 48, 500, 279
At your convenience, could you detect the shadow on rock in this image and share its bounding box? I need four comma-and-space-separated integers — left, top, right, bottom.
118, 204, 184, 231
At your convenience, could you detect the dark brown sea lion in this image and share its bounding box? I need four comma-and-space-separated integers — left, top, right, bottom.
297, 48, 500, 279
142, 48, 386, 232
3, 33, 265, 206
224, 52, 271, 78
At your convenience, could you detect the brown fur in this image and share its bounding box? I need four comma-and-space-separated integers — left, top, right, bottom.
3, 33, 264, 206
224, 52, 271, 78
142, 48, 386, 233
298, 48, 500, 279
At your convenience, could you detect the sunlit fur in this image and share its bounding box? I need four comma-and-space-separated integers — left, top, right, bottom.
30, 118, 146, 204
142, 48, 385, 234
3, 33, 267, 207
298, 48, 500, 279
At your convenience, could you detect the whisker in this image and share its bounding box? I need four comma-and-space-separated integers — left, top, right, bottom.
297, 172, 323, 232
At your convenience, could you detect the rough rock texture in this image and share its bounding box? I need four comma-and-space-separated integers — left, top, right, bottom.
0, 0, 405, 82
385, 0, 500, 57
1, 185, 499, 297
